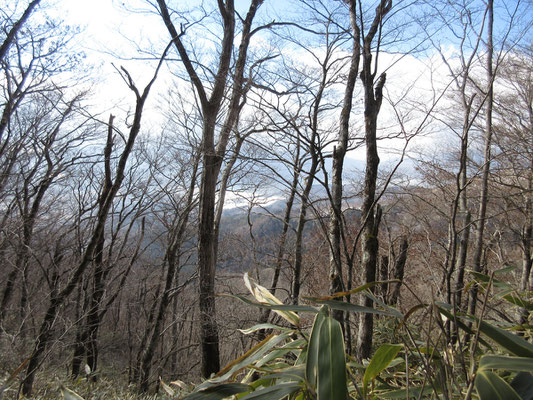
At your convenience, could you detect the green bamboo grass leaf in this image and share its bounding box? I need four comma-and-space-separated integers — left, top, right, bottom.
362, 344, 403, 398
387, 357, 405, 369
196, 332, 292, 390
238, 323, 293, 335
317, 315, 347, 400
510, 372, 533, 400
256, 338, 307, 368
239, 382, 301, 399
479, 355, 533, 372
363, 291, 404, 318
60, 386, 85, 400
502, 294, 533, 310
310, 299, 397, 317
253, 366, 306, 386
470, 271, 512, 289
436, 304, 492, 348
469, 272, 533, 310
494, 265, 518, 275
306, 306, 327, 386
184, 383, 252, 400
475, 371, 522, 400
232, 294, 317, 314
478, 320, 533, 358
243, 273, 302, 326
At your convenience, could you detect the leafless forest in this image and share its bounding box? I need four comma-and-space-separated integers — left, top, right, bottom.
0, 0, 532, 398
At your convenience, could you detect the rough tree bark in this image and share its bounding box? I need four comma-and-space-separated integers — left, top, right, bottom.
355, 0, 392, 361
328, 0, 360, 323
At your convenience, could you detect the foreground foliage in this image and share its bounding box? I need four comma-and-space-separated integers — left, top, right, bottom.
4, 268, 531, 400
176, 270, 533, 400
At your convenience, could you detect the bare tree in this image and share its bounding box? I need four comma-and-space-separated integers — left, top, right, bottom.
467, 0, 494, 317
21, 56, 166, 395
490, 48, 533, 326
0, 91, 90, 326
0, 0, 42, 62
328, 0, 361, 316
71, 148, 152, 379
139, 145, 200, 391
155, 0, 266, 377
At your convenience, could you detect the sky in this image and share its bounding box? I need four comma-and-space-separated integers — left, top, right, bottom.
42, 0, 445, 194
13, 0, 532, 191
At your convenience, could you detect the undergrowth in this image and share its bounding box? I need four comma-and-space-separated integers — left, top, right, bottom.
2, 267, 532, 399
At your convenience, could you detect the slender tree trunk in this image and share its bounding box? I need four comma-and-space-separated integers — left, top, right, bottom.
269, 172, 299, 296
291, 50, 327, 304
454, 210, 471, 309
328, 0, 360, 324
139, 255, 178, 391
519, 108, 533, 326
139, 157, 198, 391
357, 204, 382, 361
356, 75, 386, 362
169, 282, 179, 373
71, 276, 89, 378
356, 0, 392, 357
379, 255, 389, 302
446, 110, 470, 307
468, 0, 494, 317
257, 168, 299, 338
198, 114, 222, 377
520, 224, 532, 325
291, 159, 318, 304
451, 139, 471, 342
389, 237, 408, 306
446, 91, 476, 342
134, 283, 161, 384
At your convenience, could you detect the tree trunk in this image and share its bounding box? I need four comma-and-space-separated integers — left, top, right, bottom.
291, 159, 318, 304
356, 0, 391, 357
389, 237, 408, 306
198, 116, 222, 377
257, 169, 298, 338
520, 106, 533, 326
328, 0, 360, 324
355, 72, 385, 360
468, 0, 494, 317
156, 0, 262, 377
139, 156, 198, 391
379, 255, 389, 302
357, 204, 382, 361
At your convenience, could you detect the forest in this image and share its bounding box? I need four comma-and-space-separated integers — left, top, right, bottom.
0, 0, 532, 398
